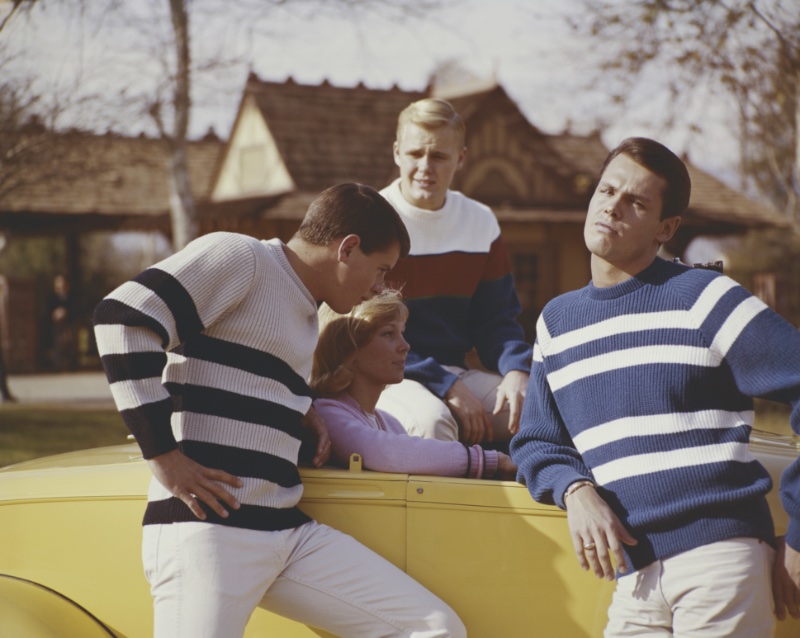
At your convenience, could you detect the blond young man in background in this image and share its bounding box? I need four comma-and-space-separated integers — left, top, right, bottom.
377, 98, 532, 446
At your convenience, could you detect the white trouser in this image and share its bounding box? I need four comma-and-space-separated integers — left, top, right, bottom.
605, 537, 775, 638
376, 367, 512, 443
142, 520, 466, 638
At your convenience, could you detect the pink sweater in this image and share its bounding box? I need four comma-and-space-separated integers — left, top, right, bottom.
314, 394, 499, 479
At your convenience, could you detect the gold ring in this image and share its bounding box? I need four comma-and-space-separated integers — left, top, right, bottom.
583, 542, 596, 551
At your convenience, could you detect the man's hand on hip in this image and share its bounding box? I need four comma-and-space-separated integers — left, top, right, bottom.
148, 449, 242, 521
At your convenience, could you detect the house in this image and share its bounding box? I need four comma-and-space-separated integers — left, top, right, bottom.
0, 131, 223, 372
0, 74, 788, 372
206, 73, 788, 336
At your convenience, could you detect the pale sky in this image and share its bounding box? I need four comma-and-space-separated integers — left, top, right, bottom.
3, 0, 741, 187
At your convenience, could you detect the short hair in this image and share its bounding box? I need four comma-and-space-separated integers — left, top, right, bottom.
311, 289, 408, 398
599, 137, 692, 219
396, 98, 466, 148
295, 183, 410, 258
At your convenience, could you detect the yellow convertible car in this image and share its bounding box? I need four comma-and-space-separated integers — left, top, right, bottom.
1, 432, 799, 637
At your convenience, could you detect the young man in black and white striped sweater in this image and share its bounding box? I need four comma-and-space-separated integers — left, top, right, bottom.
94, 183, 466, 638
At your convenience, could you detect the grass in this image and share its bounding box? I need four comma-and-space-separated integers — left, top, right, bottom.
0, 404, 130, 468
0, 400, 795, 469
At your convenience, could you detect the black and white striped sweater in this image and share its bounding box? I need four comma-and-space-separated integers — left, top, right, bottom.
93, 232, 317, 530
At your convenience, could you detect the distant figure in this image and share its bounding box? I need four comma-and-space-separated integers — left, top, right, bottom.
47, 275, 76, 371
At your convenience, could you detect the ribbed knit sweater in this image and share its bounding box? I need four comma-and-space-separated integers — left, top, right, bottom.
314, 394, 500, 478
511, 257, 800, 571
93, 232, 317, 531
380, 179, 532, 398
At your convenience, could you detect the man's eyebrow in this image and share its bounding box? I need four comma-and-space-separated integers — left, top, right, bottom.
598, 178, 654, 203
626, 189, 654, 202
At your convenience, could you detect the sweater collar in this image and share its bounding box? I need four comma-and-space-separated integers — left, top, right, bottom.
386, 178, 452, 220
586, 257, 676, 301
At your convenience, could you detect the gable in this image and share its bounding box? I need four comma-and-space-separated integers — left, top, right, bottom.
212, 93, 295, 200
446, 87, 590, 209
212, 75, 785, 236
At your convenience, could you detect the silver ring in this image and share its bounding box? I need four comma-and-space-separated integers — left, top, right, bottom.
583, 542, 596, 551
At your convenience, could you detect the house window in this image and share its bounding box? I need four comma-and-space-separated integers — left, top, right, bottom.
239, 145, 266, 191
513, 253, 540, 342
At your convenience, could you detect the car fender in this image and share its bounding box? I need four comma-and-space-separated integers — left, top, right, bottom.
0, 574, 122, 638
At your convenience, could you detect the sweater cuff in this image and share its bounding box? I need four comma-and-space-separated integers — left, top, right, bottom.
122, 397, 177, 459
482, 450, 499, 478
553, 473, 593, 510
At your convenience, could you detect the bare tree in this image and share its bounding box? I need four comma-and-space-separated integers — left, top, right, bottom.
5, 0, 443, 250
567, 0, 800, 226
148, 0, 197, 249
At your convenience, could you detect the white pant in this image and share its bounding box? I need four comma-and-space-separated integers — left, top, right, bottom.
376, 367, 512, 443
605, 537, 775, 638
142, 520, 466, 638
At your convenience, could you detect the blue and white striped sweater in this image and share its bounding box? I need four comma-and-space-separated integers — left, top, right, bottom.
512, 257, 800, 571
93, 232, 316, 531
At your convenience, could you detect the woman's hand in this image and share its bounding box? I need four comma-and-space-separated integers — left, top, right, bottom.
495, 452, 517, 480
302, 406, 331, 468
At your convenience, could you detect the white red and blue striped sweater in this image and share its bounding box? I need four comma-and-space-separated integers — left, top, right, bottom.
380, 179, 532, 398
93, 232, 317, 531
511, 257, 800, 571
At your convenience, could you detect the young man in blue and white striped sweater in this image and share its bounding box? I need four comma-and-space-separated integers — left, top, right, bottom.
510, 138, 800, 636
93, 183, 466, 638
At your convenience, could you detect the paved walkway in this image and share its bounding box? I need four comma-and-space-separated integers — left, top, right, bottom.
5, 371, 114, 407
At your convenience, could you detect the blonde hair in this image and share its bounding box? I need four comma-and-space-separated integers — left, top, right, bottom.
311, 289, 408, 398
396, 98, 466, 148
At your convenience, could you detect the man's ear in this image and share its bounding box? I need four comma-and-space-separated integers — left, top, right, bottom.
393, 140, 401, 168
456, 146, 467, 171
337, 234, 361, 262
656, 215, 682, 245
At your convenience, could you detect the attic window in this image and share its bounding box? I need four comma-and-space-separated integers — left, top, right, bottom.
239, 145, 266, 190
512, 252, 540, 343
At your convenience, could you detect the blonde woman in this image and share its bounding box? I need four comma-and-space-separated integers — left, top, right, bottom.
312, 290, 516, 479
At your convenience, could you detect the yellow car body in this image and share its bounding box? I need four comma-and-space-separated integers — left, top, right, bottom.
1, 433, 799, 638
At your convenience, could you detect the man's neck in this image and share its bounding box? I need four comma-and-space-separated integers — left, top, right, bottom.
398, 183, 447, 212
590, 254, 657, 288
284, 238, 328, 301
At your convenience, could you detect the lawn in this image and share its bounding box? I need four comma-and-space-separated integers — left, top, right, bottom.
0, 404, 130, 468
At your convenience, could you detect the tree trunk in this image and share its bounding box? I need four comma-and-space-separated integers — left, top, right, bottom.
167, 0, 197, 250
